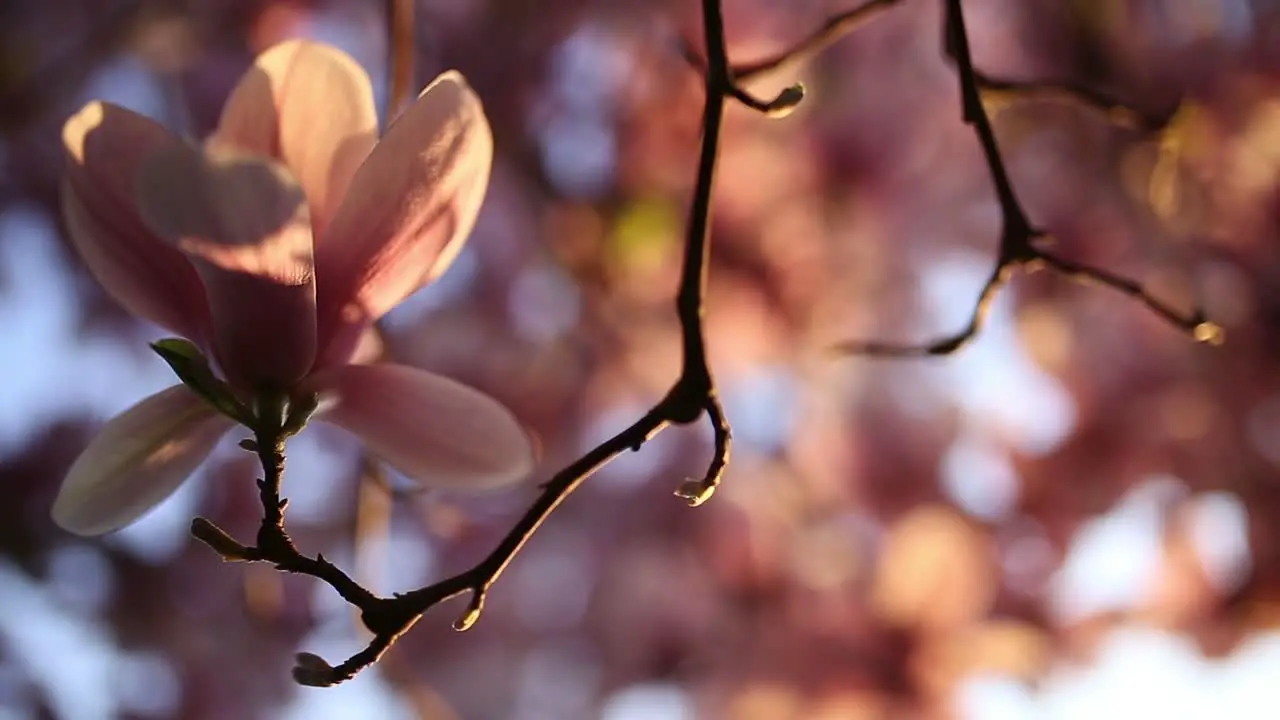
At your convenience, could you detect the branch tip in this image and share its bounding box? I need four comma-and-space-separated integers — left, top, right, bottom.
190, 517, 256, 562
730, 82, 806, 117
292, 653, 337, 687
730, 0, 903, 81
675, 479, 717, 507
764, 83, 806, 117
1194, 321, 1225, 346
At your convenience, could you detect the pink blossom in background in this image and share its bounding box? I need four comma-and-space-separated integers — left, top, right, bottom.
52, 40, 534, 536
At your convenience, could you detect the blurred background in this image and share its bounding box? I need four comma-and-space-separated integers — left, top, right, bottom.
2, 0, 1280, 718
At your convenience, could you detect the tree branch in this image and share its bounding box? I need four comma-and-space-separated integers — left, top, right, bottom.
386, 0, 415, 120
699, 0, 1170, 133
832, 0, 1219, 358
971, 71, 1173, 132
189, 394, 377, 612
730, 0, 902, 81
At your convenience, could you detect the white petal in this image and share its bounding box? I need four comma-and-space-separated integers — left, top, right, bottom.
53, 386, 235, 536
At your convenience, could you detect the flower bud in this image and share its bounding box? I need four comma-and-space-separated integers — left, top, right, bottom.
292, 652, 335, 687
190, 517, 255, 561
763, 83, 805, 119
453, 593, 486, 631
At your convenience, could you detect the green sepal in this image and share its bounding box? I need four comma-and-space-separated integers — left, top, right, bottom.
281, 392, 320, 438
150, 338, 255, 427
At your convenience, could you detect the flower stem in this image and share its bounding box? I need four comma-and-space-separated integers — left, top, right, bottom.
191, 394, 378, 612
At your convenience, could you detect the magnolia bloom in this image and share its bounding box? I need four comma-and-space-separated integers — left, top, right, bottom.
53, 40, 534, 536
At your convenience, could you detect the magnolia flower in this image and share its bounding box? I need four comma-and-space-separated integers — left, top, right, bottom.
53, 40, 534, 536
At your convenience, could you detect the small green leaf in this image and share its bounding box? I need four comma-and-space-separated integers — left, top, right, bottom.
152, 337, 203, 360
150, 338, 254, 426
281, 392, 320, 437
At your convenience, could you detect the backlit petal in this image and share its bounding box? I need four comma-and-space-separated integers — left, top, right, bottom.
52, 385, 234, 536
214, 40, 378, 235
314, 72, 492, 365
134, 140, 317, 391
348, 325, 385, 365
306, 363, 533, 490
61, 102, 211, 340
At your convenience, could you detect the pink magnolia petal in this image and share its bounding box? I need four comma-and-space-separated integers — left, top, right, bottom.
314, 72, 493, 364
61, 102, 211, 340
347, 324, 386, 365
214, 40, 378, 235
313, 319, 382, 373
52, 385, 235, 536
306, 363, 534, 490
134, 140, 317, 391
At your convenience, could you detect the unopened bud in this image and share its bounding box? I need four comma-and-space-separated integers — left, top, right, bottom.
1193, 321, 1224, 346
453, 607, 482, 632
190, 517, 254, 561
292, 652, 335, 687
1022, 258, 1047, 274
453, 594, 486, 632
764, 83, 805, 118
674, 479, 715, 507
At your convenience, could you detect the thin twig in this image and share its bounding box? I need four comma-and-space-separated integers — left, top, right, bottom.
832, 264, 1011, 357
831, 0, 1217, 358
730, 0, 902, 81
386, 0, 415, 121
190, 398, 378, 611
1037, 252, 1218, 342
971, 71, 1172, 132
692, 0, 1168, 132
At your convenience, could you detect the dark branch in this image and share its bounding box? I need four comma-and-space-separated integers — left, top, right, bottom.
971, 71, 1173, 132
731, 0, 903, 81
705, 1, 1168, 133
831, 0, 1217, 358
1037, 252, 1221, 344
190, 394, 377, 611
386, 0, 415, 120
832, 264, 1011, 357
